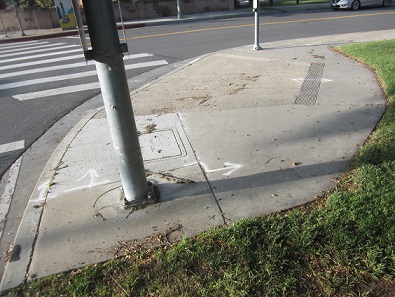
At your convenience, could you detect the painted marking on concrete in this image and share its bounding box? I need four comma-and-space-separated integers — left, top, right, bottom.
0, 48, 82, 64
199, 162, 242, 176
0, 140, 25, 154
0, 157, 22, 239
29, 181, 51, 203
0, 53, 153, 79
0, 44, 78, 59
63, 169, 111, 194
12, 60, 168, 100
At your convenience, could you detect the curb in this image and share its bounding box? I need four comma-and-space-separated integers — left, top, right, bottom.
0, 108, 103, 294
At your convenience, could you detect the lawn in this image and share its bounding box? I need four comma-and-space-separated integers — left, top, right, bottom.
11, 40, 395, 296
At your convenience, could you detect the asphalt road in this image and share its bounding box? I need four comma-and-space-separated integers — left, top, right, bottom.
0, 5, 394, 281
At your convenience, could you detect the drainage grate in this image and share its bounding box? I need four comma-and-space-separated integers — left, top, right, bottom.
295, 63, 325, 105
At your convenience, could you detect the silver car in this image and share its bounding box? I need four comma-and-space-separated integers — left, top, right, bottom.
330, 0, 391, 9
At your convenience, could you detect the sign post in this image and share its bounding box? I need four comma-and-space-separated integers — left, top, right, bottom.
11, 0, 25, 36
177, 0, 183, 19
81, 0, 156, 207
253, 0, 262, 50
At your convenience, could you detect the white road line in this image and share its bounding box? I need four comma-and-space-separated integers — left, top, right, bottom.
0, 54, 85, 71
13, 59, 169, 101
0, 157, 22, 240
1, 60, 168, 90
0, 42, 67, 55
0, 40, 42, 50
0, 140, 25, 154
0, 48, 81, 64
0, 70, 97, 90
0, 44, 78, 59
0, 53, 153, 79
124, 59, 168, 70
13, 82, 101, 100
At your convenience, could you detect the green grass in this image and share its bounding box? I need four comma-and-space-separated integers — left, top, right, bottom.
11, 40, 395, 296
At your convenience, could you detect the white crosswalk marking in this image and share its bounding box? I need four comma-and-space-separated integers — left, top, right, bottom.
0, 40, 169, 102
0, 70, 97, 90
0, 48, 81, 64
0, 42, 56, 54
2, 60, 168, 91
0, 40, 41, 49
0, 53, 153, 79
0, 54, 85, 71
0, 44, 79, 58
0, 140, 25, 154
13, 82, 101, 101
13, 60, 169, 100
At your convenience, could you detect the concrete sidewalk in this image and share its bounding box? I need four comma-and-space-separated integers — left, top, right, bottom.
1, 28, 394, 292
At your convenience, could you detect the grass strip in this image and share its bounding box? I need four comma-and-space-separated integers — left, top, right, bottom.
11, 39, 395, 296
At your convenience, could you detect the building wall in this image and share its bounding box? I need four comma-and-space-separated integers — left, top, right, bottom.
0, 6, 59, 30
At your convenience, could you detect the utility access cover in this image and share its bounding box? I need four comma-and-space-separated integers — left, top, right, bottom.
140, 129, 182, 161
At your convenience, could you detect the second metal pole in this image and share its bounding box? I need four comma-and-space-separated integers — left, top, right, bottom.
253, 0, 262, 51
177, 0, 183, 19
12, 0, 25, 36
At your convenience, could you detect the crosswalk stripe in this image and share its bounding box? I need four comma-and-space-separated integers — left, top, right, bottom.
13, 82, 101, 101
0, 54, 85, 71
0, 42, 68, 55
0, 48, 82, 64
0, 44, 79, 58
0, 140, 25, 154
0, 53, 153, 79
0, 40, 42, 50
12, 60, 169, 101
1, 59, 168, 90
0, 70, 97, 90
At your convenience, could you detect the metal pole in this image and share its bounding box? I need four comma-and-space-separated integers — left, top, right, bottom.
177, 0, 182, 19
253, 0, 261, 50
12, 0, 26, 36
82, 0, 151, 206
0, 11, 7, 38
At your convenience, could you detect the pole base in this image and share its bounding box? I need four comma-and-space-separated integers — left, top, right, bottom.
121, 181, 158, 209
253, 45, 263, 51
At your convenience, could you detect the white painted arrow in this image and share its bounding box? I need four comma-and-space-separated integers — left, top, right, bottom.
63, 169, 111, 194
30, 180, 51, 203
200, 162, 242, 176
76, 169, 101, 185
